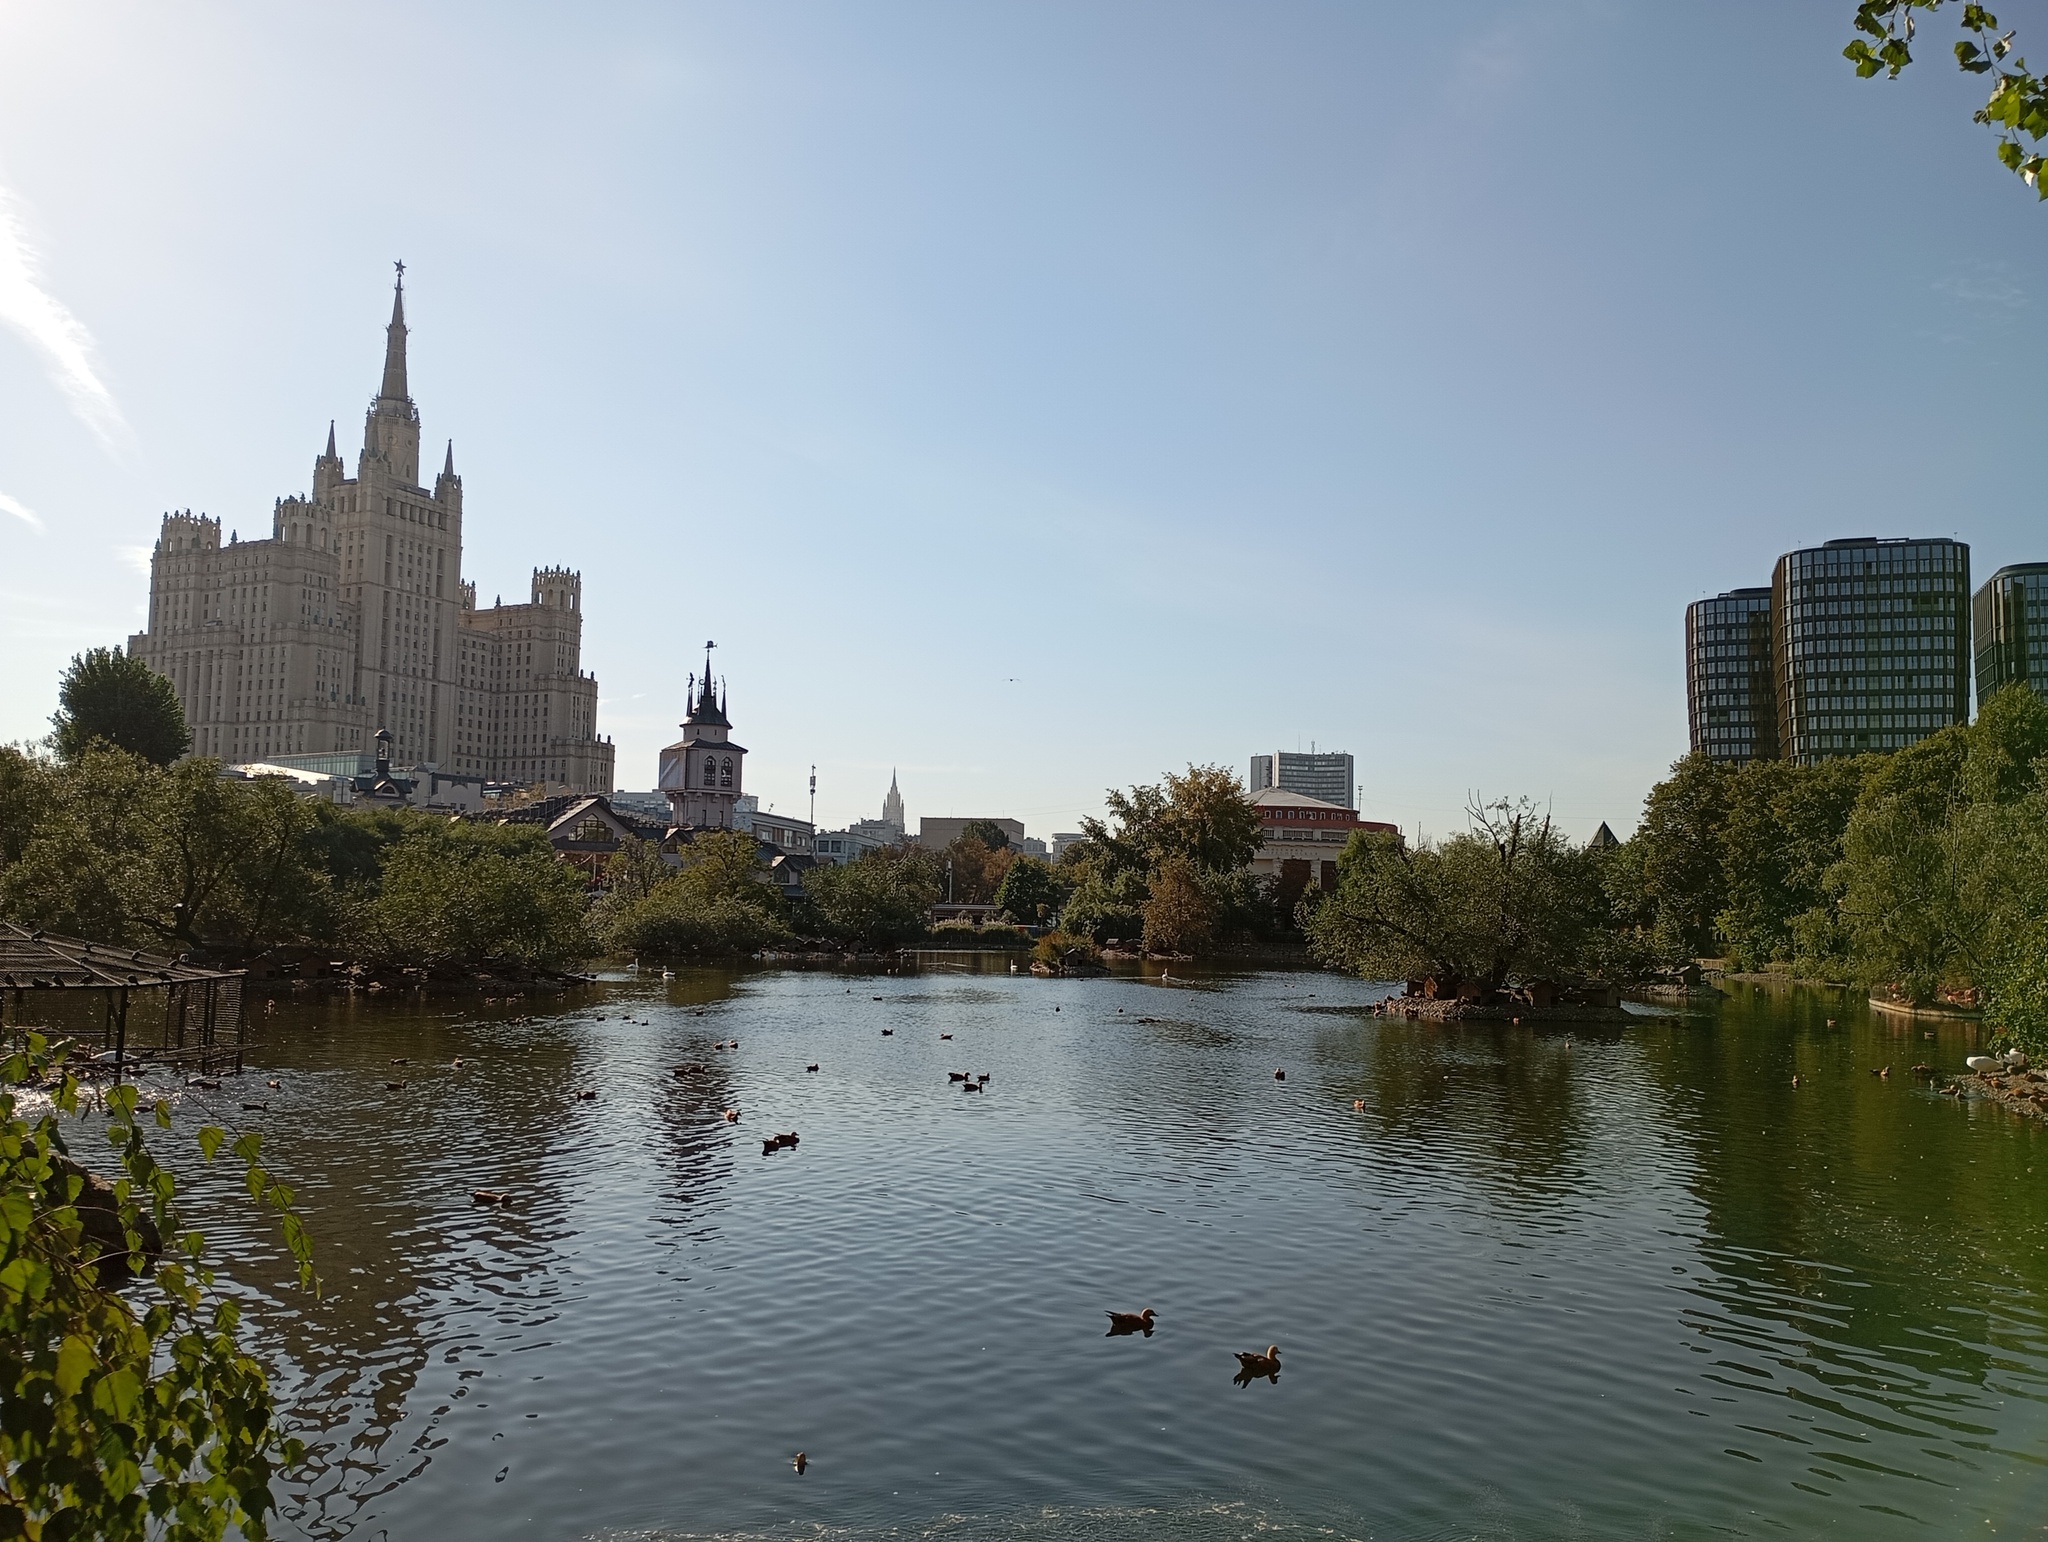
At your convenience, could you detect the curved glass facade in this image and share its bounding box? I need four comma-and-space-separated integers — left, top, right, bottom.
1771, 537, 1970, 764
1973, 563, 2048, 706
1685, 587, 1776, 761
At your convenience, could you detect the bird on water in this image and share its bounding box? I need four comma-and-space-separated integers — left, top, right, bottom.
1105, 1308, 1156, 1336
1233, 1345, 1281, 1383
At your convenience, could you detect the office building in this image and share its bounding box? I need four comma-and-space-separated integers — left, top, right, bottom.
1685, 587, 1777, 761
1772, 536, 1971, 763
918, 816, 1026, 849
129, 271, 613, 792
1249, 751, 1355, 809
1973, 563, 2048, 705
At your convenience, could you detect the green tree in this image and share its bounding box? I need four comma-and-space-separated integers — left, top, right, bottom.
2, 1035, 316, 1539
1847, 3, 2048, 196
1832, 687, 2048, 1001
1716, 757, 1871, 969
804, 846, 941, 948
595, 831, 791, 959
992, 855, 1068, 925
1141, 856, 1216, 954
0, 751, 336, 954
50, 648, 189, 768
958, 819, 1011, 851
1632, 754, 1734, 959
349, 825, 592, 969
1307, 799, 1604, 991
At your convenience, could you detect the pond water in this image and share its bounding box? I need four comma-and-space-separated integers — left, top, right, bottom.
121, 962, 2048, 1539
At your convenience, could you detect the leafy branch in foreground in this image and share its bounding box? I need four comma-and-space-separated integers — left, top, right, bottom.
1, 1035, 316, 1540
1848, 2, 2048, 193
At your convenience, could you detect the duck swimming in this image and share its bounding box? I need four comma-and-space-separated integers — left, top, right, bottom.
1105, 1308, 1156, 1336
1233, 1345, 1281, 1382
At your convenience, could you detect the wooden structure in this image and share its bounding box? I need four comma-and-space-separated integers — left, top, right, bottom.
0, 923, 245, 1076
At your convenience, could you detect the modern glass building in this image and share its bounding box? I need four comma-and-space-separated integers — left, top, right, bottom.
1972, 563, 2048, 705
1249, 751, 1355, 809
1772, 536, 1971, 764
1685, 587, 1777, 761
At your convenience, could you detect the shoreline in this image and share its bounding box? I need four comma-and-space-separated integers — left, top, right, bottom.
1958, 1068, 2048, 1119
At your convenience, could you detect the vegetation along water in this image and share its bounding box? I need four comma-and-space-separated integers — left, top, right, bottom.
57, 962, 2048, 1540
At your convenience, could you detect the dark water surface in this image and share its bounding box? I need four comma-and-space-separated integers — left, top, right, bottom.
129, 964, 2048, 1539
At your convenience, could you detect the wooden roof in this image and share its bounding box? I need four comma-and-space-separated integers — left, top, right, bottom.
0, 922, 242, 990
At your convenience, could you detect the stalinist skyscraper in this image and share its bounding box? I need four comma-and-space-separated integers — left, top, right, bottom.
131, 269, 614, 793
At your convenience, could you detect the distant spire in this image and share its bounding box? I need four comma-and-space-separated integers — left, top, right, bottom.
325, 420, 336, 459
380, 262, 409, 402
442, 439, 455, 477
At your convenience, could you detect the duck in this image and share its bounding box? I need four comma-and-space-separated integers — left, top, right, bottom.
793, 1451, 808, 1475
1790, 1074, 1801, 1088
451, 1059, 466, 1070
385, 1080, 407, 1092
977, 1072, 991, 1084
948, 1071, 968, 1082
882, 1028, 894, 1037
940, 1033, 953, 1040
1352, 1098, 1367, 1111
806, 1063, 820, 1073
961, 1079, 983, 1092
267, 1078, 282, 1090
722, 1108, 741, 1122
1274, 1069, 1286, 1081
471, 1188, 512, 1206
1234, 1345, 1281, 1378
1105, 1307, 1156, 1336
575, 1088, 597, 1101
390, 1057, 410, 1066
242, 1101, 268, 1112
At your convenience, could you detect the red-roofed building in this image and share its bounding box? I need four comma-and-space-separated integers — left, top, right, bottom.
1249, 787, 1398, 898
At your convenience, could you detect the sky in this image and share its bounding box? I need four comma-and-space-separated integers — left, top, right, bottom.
2, 2, 2045, 843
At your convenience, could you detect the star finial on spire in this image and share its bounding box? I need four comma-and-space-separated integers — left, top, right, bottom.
394, 258, 405, 286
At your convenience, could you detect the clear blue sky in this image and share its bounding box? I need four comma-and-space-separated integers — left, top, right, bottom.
2, 2, 2043, 840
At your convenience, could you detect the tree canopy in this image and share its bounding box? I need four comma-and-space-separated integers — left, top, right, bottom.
1848, 2, 2048, 195
49, 648, 189, 768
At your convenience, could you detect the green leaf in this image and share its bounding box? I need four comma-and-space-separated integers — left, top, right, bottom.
196, 1126, 226, 1161
55, 1333, 95, 1395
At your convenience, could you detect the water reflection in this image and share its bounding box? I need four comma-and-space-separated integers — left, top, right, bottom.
131, 966, 2048, 1539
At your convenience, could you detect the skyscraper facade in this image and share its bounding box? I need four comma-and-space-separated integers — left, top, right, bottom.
129, 272, 613, 792
1248, 751, 1355, 809
1685, 587, 1777, 762
1771, 536, 1971, 764
1973, 563, 2048, 706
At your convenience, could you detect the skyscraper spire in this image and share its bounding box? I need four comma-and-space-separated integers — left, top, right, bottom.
325, 420, 337, 459
380, 261, 409, 403
443, 440, 455, 477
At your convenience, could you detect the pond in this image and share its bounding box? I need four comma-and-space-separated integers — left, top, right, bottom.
128, 962, 2048, 1539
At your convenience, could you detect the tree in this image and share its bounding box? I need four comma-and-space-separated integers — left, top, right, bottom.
1831, 687, 2048, 1001
992, 855, 1068, 925
939, 831, 1016, 905
597, 830, 792, 959
1631, 754, 1734, 959
1847, 3, 2048, 196
1307, 799, 1604, 991
1716, 756, 1871, 969
958, 819, 1011, 851
804, 847, 941, 948
2, 1034, 316, 1539
1141, 857, 1216, 954
349, 825, 593, 969
0, 750, 336, 954
50, 648, 189, 767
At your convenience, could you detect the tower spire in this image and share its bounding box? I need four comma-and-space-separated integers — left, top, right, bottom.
325, 420, 336, 459
380, 261, 409, 402
442, 439, 455, 477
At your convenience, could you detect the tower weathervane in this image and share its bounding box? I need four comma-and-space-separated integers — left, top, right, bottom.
394, 259, 405, 285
